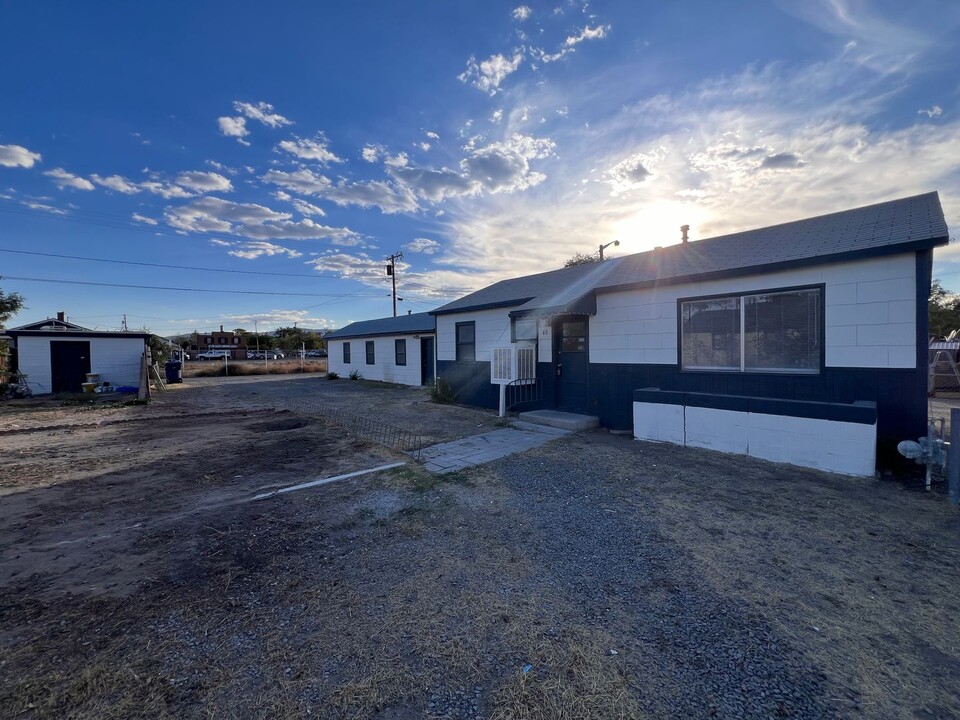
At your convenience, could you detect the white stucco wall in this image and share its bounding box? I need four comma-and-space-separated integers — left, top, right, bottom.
436, 308, 514, 362
327, 334, 432, 386
16, 335, 146, 394
591, 253, 918, 369
633, 401, 877, 476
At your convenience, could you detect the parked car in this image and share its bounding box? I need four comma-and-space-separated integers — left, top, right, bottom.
306, 349, 327, 357
196, 350, 230, 360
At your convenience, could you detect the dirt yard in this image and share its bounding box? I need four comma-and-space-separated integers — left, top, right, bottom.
1, 374, 959, 719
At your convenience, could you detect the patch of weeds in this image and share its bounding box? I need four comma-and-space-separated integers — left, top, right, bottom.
332, 507, 375, 530
349, 369, 362, 381
327, 371, 340, 379
428, 377, 455, 404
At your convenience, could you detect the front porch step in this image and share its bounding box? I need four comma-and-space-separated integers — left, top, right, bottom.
517, 409, 600, 432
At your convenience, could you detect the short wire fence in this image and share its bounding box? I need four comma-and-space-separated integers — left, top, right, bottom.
295, 402, 423, 460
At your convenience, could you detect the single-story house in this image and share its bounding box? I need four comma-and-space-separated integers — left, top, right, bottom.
429, 192, 949, 475
325, 312, 436, 386
5, 314, 151, 394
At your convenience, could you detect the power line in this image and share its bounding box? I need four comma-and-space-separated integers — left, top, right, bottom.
0, 247, 347, 280
2, 275, 389, 298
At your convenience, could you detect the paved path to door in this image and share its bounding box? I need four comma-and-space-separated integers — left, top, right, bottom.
419, 421, 571, 473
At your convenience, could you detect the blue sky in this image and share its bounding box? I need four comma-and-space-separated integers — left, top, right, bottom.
1, 0, 959, 335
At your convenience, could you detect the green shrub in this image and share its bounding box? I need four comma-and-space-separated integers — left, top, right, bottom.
349, 369, 362, 380
327, 371, 340, 380
428, 377, 455, 404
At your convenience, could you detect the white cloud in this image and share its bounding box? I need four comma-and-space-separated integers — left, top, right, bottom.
404, 237, 441, 254
385, 152, 409, 168
490, 109, 504, 124
277, 134, 343, 164
227, 241, 303, 260
163, 196, 358, 242
205, 159, 239, 174
919, 105, 943, 119
233, 101, 293, 128
175, 171, 233, 193
419, 142, 431, 151
362, 145, 381, 162
391, 133, 555, 202
565, 24, 610, 46
91, 174, 141, 194
459, 52, 524, 95
132, 212, 158, 225
43, 167, 94, 191
221, 310, 334, 329
218, 116, 250, 144
512, 5, 532, 21
262, 167, 419, 214
140, 181, 194, 199
22, 200, 67, 215
425, 131, 440, 140
291, 198, 325, 216
0, 144, 41, 168
307, 252, 395, 284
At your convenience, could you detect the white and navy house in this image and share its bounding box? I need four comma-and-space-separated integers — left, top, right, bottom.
325, 312, 437, 387
429, 193, 949, 476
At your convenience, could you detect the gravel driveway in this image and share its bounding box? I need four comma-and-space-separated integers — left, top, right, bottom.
2, 375, 958, 719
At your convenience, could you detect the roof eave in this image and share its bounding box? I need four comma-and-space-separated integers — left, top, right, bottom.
430, 297, 535, 316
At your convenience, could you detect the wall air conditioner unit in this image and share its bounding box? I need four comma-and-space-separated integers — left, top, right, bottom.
491, 343, 536, 416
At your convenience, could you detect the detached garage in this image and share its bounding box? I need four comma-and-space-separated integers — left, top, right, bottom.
6, 316, 150, 395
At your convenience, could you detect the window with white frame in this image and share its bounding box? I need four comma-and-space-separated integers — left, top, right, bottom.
680, 286, 821, 373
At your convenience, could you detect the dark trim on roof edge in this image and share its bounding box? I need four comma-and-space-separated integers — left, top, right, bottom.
326, 329, 435, 340
431, 297, 535, 316
7, 330, 152, 340
594, 238, 949, 299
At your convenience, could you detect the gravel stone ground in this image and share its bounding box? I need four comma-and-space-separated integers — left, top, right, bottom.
2, 375, 959, 719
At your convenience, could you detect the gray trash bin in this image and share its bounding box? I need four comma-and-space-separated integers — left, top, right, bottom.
164, 360, 183, 384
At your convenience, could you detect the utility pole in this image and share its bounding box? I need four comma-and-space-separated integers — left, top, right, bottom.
385, 251, 403, 317
121, 314, 128, 331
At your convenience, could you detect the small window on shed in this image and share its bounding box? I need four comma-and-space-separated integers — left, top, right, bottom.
395, 339, 407, 366
343, 342, 351, 364
366, 340, 375, 365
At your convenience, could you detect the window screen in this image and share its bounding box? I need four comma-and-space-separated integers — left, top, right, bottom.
681, 287, 821, 373
343, 342, 350, 363
456, 322, 476, 362
365, 340, 375, 365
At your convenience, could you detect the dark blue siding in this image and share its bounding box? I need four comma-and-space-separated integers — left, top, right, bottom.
436, 360, 499, 408
589, 363, 926, 471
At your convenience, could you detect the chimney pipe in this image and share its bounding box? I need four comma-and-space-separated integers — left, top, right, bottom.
680, 225, 690, 243
56, 311, 65, 322
220, 324, 224, 332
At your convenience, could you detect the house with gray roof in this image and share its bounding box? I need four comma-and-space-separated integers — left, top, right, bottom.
429, 192, 950, 475
325, 311, 436, 386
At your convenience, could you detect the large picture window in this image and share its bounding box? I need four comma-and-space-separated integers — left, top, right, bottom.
681, 286, 821, 373
456, 321, 476, 362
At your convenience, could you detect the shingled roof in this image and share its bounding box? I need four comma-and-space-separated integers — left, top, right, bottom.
324, 311, 435, 340
431, 192, 949, 317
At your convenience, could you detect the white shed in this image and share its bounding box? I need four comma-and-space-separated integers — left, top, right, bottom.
6, 317, 151, 394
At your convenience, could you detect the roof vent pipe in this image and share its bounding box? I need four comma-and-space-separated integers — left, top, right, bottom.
681, 225, 690, 243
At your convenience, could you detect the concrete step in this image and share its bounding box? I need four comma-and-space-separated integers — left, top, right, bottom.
517, 409, 600, 431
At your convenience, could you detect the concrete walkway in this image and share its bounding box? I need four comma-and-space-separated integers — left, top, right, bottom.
419, 421, 571, 473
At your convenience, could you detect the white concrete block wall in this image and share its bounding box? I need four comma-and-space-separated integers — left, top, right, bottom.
15, 336, 53, 393
327, 335, 431, 386
591, 253, 918, 369
436, 308, 513, 362
15, 335, 145, 393
90, 337, 146, 387
632, 401, 876, 476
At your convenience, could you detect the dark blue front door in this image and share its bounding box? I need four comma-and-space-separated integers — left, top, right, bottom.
420, 336, 435, 385
554, 316, 588, 412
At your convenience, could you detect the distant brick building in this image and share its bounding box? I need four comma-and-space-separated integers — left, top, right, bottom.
190, 326, 248, 359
